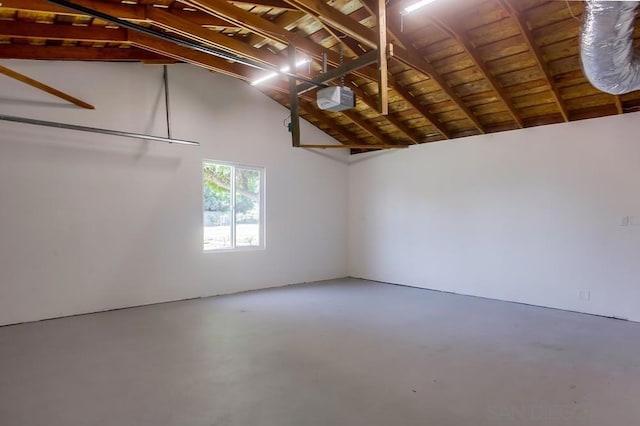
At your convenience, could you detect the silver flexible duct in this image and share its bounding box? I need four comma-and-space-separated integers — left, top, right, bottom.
581, 0, 640, 95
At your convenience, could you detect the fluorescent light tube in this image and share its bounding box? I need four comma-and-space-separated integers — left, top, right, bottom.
251, 58, 310, 86
402, 0, 437, 15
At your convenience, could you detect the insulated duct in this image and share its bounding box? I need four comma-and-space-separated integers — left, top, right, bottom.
581, 0, 640, 95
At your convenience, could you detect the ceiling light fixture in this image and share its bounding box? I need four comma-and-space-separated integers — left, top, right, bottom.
251, 58, 311, 86
402, 0, 437, 15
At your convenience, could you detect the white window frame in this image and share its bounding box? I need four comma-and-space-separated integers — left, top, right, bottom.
202, 159, 266, 252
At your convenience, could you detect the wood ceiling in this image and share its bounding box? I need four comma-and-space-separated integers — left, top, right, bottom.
1, 0, 639, 152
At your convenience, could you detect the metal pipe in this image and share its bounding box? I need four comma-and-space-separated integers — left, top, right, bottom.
47, 0, 324, 87
0, 114, 200, 146
163, 65, 172, 139
581, 0, 640, 95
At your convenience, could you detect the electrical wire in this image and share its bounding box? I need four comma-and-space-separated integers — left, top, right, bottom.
283, 114, 292, 128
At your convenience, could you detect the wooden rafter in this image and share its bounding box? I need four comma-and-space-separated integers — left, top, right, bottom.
0, 20, 127, 42
496, 0, 569, 122
298, 102, 368, 147
0, 45, 169, 62
284, 0, 377, 48
232, 0, 298, 10
128, 31, 255, 81
343, 79, 419, 144
430, 16, 524, 128
0, 0, 146, 19
357, 0, 406, 49
146, 7, 281, 67
181, 0, 379, 81
391, 82, 451, 139
283, 0, 486, 133
1, 1, 419, 147
1, 0, 629, 150
0, 0, 232, 27
0, 65, 94, 109
342, 109, 399, 145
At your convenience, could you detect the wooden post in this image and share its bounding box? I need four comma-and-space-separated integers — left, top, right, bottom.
376, 0, 388, 115
288, 44, 301, 147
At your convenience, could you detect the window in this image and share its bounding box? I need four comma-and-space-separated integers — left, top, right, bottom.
203, 161, 264, 251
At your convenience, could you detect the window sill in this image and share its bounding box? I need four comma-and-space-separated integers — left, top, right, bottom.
203, 246, 265, 254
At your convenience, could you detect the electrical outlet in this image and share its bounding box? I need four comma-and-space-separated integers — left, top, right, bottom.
579, 290, 591, 301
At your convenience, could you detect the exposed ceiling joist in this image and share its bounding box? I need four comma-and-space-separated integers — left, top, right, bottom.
430, 16, 524, 128
128, 31, 254, 81
342, 109, 400, 145
231, 0, 298, 10
147, 6, 281, 67
0, 0, 237, 28
181, 0, 379, 82
390, 82, 451, 139
0, 0, 632, 152
0, 45, 169, 62
346, 81, 419, 144
3, 0, 144, 18
0, 20, 127, 42
496, 0, 569, 122
283, 0, 486, 133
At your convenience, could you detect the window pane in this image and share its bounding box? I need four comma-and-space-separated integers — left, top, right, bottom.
235, 168, 261, 247
203, 163, 232, 250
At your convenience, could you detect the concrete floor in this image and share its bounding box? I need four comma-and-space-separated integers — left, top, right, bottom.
1, 278, 639, 426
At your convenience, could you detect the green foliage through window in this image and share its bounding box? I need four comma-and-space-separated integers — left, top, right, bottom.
203, 162, 263, 251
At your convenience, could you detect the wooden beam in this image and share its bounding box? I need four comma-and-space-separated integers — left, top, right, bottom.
283, 0, 485, 133
288, 45, 301, 147
0, 0, 146, 20
342, 109, 400, 145
297, 50, 379, 94
297, 101, 368, 148
146, 6, 281, 67
375, 0, 388, 115
231, 0, 298, 10
284, 0, 378, 48
357, 0, 406, 49
0, 6, 445, 142
0, 45, 168, 61
0, 20, 127, 42
128, 31, 255, 81
0, 65, 94, 109
183, 0, 290, 44
430, 16, 524, 128
182, 0, 379, 82
0, 0, 232, 27
344, 78, 420, 144
391, 82, 451, 139
496, 0, 569, 122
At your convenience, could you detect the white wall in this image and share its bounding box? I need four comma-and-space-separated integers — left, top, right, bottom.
0, 60, 348, 326
349, 113, 640, 322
